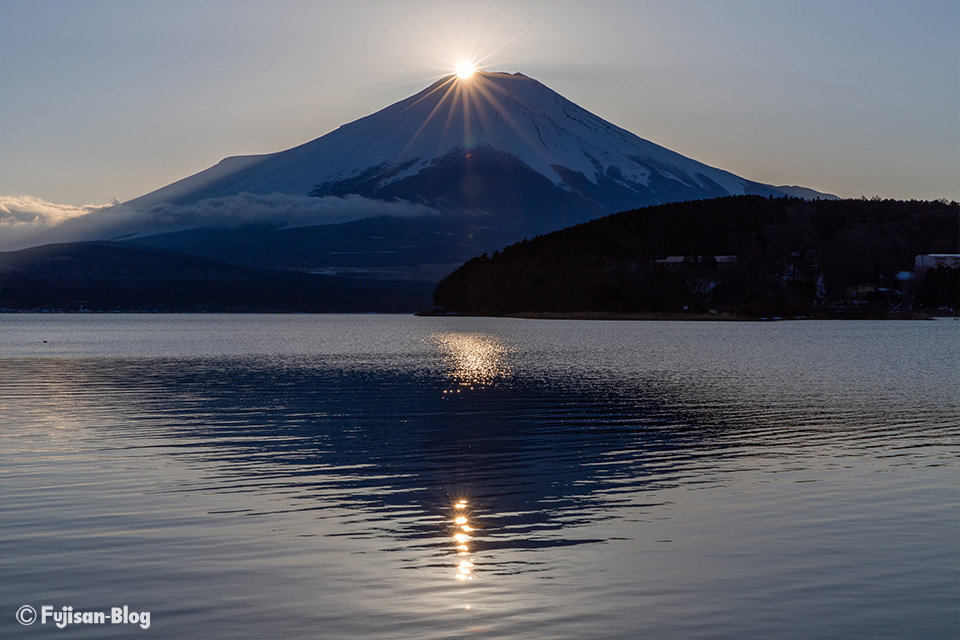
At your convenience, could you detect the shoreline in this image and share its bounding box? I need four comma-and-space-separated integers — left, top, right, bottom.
1, 309, 952, 321
416, 309, 949, 321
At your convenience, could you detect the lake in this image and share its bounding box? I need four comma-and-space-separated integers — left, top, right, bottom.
1, 315, 957, 638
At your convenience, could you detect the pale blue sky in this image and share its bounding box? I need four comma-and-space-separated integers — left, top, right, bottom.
2, 0, 957, 206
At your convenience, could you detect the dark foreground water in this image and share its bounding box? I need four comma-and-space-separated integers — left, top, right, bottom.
1, 315, 957, 639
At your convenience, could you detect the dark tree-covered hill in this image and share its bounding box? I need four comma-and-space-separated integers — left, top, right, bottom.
1, 242, 432, 312
432, 196, 959, 317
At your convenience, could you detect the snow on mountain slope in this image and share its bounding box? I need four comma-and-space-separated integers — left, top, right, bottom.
126, 71, 816, 214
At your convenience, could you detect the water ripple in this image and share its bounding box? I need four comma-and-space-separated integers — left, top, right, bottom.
1, 316, 957, 639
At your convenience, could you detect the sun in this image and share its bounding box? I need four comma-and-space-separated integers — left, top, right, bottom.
455, 61, 476, 79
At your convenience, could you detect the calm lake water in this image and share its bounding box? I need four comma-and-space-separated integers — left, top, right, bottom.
1, 315, 957, 639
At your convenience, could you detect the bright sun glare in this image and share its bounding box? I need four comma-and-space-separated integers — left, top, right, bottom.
456, 62, 476, 79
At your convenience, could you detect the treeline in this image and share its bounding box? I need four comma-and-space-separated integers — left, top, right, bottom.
432, 196, 959, 317
0, 242, 432, 312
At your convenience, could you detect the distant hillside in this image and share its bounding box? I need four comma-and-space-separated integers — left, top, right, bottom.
0, 242, 432, 312
432, 196, 959, 318
129, 215, 503, 273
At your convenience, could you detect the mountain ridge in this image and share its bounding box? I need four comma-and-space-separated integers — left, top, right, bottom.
124, 71, 832, 228
11, 71, 836, 286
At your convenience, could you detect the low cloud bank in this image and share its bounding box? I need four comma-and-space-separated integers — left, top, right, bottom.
0, 192, 440, 251
1, 195, 116, 227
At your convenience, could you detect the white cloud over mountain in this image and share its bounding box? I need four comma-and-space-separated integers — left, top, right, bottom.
0, 193, 440, 251
1, 196, 115, 227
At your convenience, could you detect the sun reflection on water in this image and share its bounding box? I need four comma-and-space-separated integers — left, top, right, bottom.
450, 499, 477, 582
435, 334, 512, 390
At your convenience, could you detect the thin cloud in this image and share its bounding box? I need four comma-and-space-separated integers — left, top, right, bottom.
0, 195, 116, 227
0, 193, 440, 251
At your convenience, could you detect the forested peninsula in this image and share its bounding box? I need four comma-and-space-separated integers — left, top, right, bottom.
431, 196, 959, 319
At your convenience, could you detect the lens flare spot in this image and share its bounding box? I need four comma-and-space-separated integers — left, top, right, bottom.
456, 62, 476, 79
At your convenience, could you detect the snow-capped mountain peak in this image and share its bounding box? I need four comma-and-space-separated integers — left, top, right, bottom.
125, 71, 827, 231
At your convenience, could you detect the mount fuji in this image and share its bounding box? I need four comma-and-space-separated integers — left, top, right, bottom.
121, 71, 829, 273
